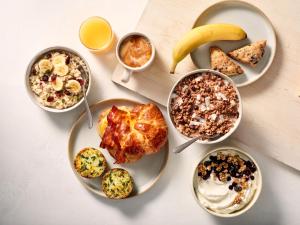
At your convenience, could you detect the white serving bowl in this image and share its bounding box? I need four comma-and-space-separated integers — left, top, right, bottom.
167, 69, 242, 144
192, 146, 262, 217
25, 46, 91, 113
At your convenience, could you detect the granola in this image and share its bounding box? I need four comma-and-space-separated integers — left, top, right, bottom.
170, 72, 239, 140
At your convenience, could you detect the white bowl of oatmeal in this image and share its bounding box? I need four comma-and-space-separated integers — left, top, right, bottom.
167, 69, 242, 144
25, 46, 91, 113
192, 147, 262, 217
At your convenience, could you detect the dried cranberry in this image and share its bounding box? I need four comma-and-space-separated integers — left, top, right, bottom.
41, 75, 49, 82
55, 91, 64, 97
32, 68, 37, 75
77, 79, 84, 86
64, 90, 71, 95
47, 96, 54, 102
50, 75, 57, 82
45, 53, 51, 58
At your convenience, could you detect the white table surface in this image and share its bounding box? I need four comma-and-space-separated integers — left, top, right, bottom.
0, 0, 299, 224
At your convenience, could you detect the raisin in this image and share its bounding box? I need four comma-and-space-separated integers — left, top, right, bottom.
77, 79, 84, 86
64, 90, 71, 96
50, 75, 57, 82
234, 185, 242, 192
41, 75, 49, 82
47, 96, 54, 102
204, 161, 211, 167
65, 55, 70, 64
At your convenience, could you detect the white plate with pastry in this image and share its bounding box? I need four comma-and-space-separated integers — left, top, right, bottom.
190, 0, 276, 87
68, 98, 169, 199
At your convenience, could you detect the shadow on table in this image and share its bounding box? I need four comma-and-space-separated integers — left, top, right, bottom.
91, 41, 118, 74
239, 34, 283, 97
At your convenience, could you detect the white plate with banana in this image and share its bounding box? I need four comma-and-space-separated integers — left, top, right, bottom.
171, 1, 276, 87
25, 46, 91, 112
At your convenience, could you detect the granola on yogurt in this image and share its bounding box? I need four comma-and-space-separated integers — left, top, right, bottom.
29, 50, 89, 109
170, 72, 239, 140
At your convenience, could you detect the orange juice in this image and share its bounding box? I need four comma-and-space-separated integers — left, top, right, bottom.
79, 16, 114, 53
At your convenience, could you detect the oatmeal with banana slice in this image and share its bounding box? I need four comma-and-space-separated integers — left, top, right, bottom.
29, 51, 89, 109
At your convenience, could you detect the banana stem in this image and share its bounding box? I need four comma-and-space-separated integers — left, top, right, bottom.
169, 61, 177, 74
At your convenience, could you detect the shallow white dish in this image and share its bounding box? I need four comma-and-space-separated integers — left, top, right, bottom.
68, 98, 169, 199
190, 0, 276, 87
167, 69, 242, 144
25, 46, 91, 113
192, 146, 262, 217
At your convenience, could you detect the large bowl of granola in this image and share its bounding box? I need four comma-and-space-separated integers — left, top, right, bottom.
25, 46, 91, 112
167, 69, 242, 144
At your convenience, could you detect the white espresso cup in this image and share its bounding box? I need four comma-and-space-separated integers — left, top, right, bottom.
116, 32, 155, 82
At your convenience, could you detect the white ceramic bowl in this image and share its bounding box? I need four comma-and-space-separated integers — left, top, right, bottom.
116, 32, 155, 82
25, 46, 91, 113
167, 69, 242, 144
192, 146, 262, 217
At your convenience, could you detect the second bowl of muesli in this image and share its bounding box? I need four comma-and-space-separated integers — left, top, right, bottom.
25, 46, 91, 112
167, 69, 242, 144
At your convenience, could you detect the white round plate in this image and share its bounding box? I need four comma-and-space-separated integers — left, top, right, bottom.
68, 99, 169, 198
190, 0, 276, 87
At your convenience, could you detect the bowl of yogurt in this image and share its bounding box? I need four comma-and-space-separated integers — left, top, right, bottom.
192, 147, 262, 217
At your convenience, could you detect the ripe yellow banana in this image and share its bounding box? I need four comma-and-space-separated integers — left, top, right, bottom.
170, 23, 247, 73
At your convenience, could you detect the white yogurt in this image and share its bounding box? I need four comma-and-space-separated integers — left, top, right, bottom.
195, 151, 259, 214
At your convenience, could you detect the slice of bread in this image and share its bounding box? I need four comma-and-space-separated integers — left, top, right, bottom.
210, 46, 244, 76
228, 40, 267, 67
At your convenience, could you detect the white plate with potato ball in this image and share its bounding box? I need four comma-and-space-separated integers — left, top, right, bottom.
68, 98, 169, 199
190, 0, 276, 87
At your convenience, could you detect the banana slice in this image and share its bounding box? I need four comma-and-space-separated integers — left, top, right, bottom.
51, 77, 64, 91
65, 80, 81, 94
38, 59, 53, 73
52, 54, 66, 66
54, 64, 69, 76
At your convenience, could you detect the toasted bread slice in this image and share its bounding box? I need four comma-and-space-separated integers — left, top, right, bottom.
210, 46, 244, 76
228, 40, 267, 67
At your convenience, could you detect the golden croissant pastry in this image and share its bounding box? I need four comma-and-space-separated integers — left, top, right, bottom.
98, 103, 168, 163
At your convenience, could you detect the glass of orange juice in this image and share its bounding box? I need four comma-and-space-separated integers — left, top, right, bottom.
79, 16, 115, 53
